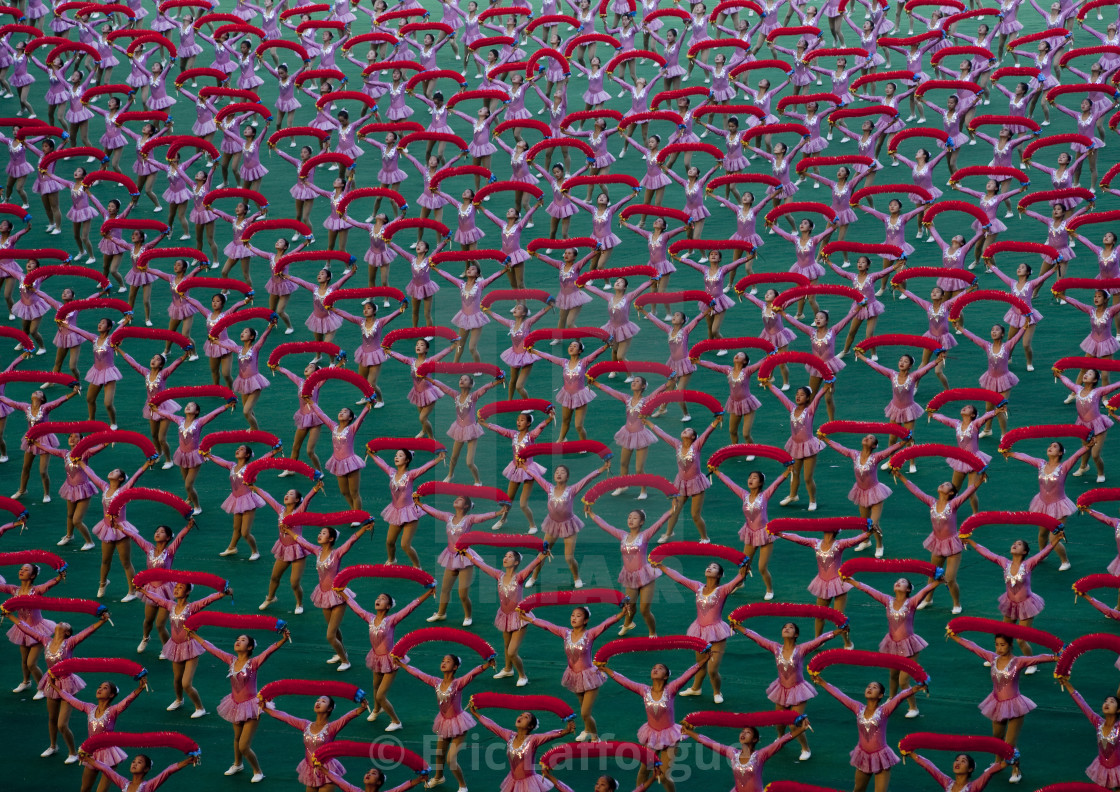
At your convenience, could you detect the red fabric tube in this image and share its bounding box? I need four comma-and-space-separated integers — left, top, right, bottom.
767, 516, 871, 534
25, 421, 108, 443
518, 440, 611, 460
301, 368, 375, 399
312, 741, 427, 773
587, 361, 674, 380
477, 399, 554, 421
332, 564, 435, 590
266, 342, 340, 367
108, 327, 191, 350
184, 612, 286, 633
593, 636, 709, 664
71, 430, 156, 461
807, 648, 928, 682
633, 290, 719, 308
946, 616, 1063, 652
364, 438, 446, 455
0, 550, 65, 570
926, 388, 1006, 412
414, 481, 511, 504
468, 692, 573, 720
518, 589, 625, 612
1077, 488, 1120, 510
381, 326, 459, 347
688, 337, 775, 358
640, 389, 724, 416
50, 657, 145, 680
523, 327, 610, 347
541, 741, 657, 769
998, 424, 1092, 453
390, 627, 496, 660
1, 595, 104, 616
648, 541, 747, 567
242, 458, 317, 485
706, 444, 794, 469
682, 710, 799, 729
758, 351, 833, 381
889, 443, 984, 472
959, 511, 1063, 537
839, 557, 939, 579
733, 272, 810, 293
1073, 574, 1120, 596
817, 420, 910, 439
582, 475, 678, 503
131, 569, 227, 591
728, 601, 847, 627
176, 277, 252, 295
105, 488, 191, 519
898, 732, 1015, 760
1056, 634, 1120, 677
575, 265, 659, 285
259, 679, 364, 702
282, 511, 371, 528
454, 532, 546, 552
198, 430, 281, 454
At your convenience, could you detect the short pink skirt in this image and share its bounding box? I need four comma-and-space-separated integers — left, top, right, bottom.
311, 585, 353, 609
688, 620, 732, 643
218, 694, 260, 723
562, 666, 605, 694
434, 710, 476, 739
923, 533, 963, 557
767, 679, 815, 707
271, 537, 310, 562
542, 514, 583, 539
618, 565, 660, 590
325, 454, 365, 476
851, 746, 899, 774
221, 492, 265, 514
979, 693, 1035, 722
638, 722, 682, 752
999, 592, 1044, 621
614, 425, 657, 450
878, 633, 927, 657
161, 636, 204, 663
808, 576, 850, 599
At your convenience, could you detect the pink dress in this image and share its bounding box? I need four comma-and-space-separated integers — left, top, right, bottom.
128, 525, 189, 601
597, 385, 660, 451
864, 359, 937, 424
310, 404, 369, 477
851, 582, 937, 656
165, 405, 228, 469
586, 283, 650, 341
931, 413, 994, 475
476, 715, 567, 792
956, 637, 1049, 721
527, 468, 600, 539
771, 387, 826, 460
821, 682, 915, 774
265, 706, 364, 787
489, 422, 548, 483
230, 339, 272, 396
216, 457, 266, 515
1061, 376, 1117, 435
827, 444, 895, 508
535, 348, 608, 409
290, 531, 366, 609
72, 328, 122, 385
648, 423, 717, 497
592, 512, 671, 590
26, 620, 98, 698
527, 614, 621, 694
2, 579, 59, 646
346, 595, 426, 674
57, 686, 144, 766
610, 663, 703, 751
699, 362, 762, 416
424, 508, 494, 571
256, 490, 313, 564
660, 567, 739, 642
439, 270, 505, 331
970, 541, 1053, 621
401, 663, 487, 738
901, 478, 975, 557
643, 313, 704, 377
1013, 452, 1085, 520
959, 326, 1025, 392
141, 590, 225, 663
781, 533, 865, 599
88, 469, 145, 542
469, 551, 545, 632
1070, 689, 1120, 788
1067, 297, 1120, 357
373, 456, 440, 524
714, 472, 782, 548
740, 630, 837, 706
198, 638, 284, 723
387, 348, 453, 407
687, 731, 796, 792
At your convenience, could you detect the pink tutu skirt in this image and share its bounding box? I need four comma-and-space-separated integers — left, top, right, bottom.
221, 492, 265, 514
583, 89, 611, 105
923, 533, 963, 557
407, 384, 442, 407
761, 327, 798, 348
298, 758, 344, 788
542, 514, 583, 539
785, 436, 824, 459
999, 592, 1044, 621
638, 722, 682, 752
879, 633, 927, 657
884, 401, 923, 423
1087, 760, 1120, 787
406, 279, 440, 300
124, 268, 158, 287
434, 710, 477, 738
85, 365, 122, 385
325, 454, 365, 476
365, 246, 395, 267
767, 679, 815, 706
546, 200, 579, 219
438, 547, 473, 570
173, 448, 204, 468
218, 694, 260, 723
1029, 496, 1075, 520
504, 458, 544, 483
978, 371, 1017, 392
452, 310, 490, 330
980, 693, 1035, 721
92, 746, 128, 766
502, 775, 552, 792
972, 218, 1007, 235
501, 348, 536, 368
271, 537, 310, 562
39, 669, 84, 699
555, 388, 595, 409
1081, 336, 1120, 357
355, 345, 388, 367
266, 274, 299, 297
311, 585, 352, 609
289, 182, 316, 200
618, 565, 660, 590
377, 167, 407, 184
12, 299, 49, 320
857, 300, 885, 320
381, 503, 423, 524
675, 473, 710, 497
7, 619, 53, 646
60, 481, 99, 501
1082, 414, 1115, 436
849, 482, 892, 507
306, 313, 344, 334
22, 433, 58, 455
808, 576, 851, 599
802, 138, 829, 155
740, 525, 773, 548
223, 241, 253, 259
365, 649, 395, 674
494, 609, 525, 632
190, 207, 217, 225
688, 620, 732, 643
614, 426, 657, 450
555, 290, 591, 310
640, 172, 672, 190
416, 191, 446, 210
66, 204, 99, 223
232, 373, 269, 394
726, 393, 762, 415
791, 261, 825, 281
92, 519, 129, 542
605, 320, 640, 341
447, 422, 485, 442
468, 142, 497, 157
162, 636, 204, 662
668, 357, 696, 377
454, 226, 486, 246
851, 746, 899, 774
948, 448, 989, 474
592, 152, 616, 169
563, 666, 605, 694
238, 163, 268, 182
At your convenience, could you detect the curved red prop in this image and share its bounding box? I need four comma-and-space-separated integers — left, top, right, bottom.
818, 421, 910, 439
839, 557, 939, 580
518, 440, 611, 460
594, 636, 709, 664
758, 351, 833, 381
105, 488, 191, 520
71, 430, 157, 461
49, 657, 145, 680
853, 334, 944, 354
898, 733, 1016, 760
242, 458, 317, 485
332, 564, 436, 591
807, 648, 929, 683
185, 612, 287, 633
312, 740, 428, 773
706, 444, 794, 469
1056, 634, 1120, 678
582, 475, 678, 504
301, 368, 376, 399
946, 616, 1063, 653
518, 589, 626, 612
0, 550, 66, 571
541, 741, 658, 769
926, 388, 1006, 412
259, 679, 365, 702
198, 430, 281, 454
1, 595, 104, 616
728, 602, 848, 628
959, 511, 1062, 538
364, 438, 445, 455
283, 511, 371, 528
454, 532, 546, 553
888, 443, 985, 472
477, 399, 554, 421
640, 390, 726, 417
415, 481, 511, 504
469, 692, 573, 720
132, 569, 227, 591
767, 517, 871, 535
390, 627, 496, 660
998, 424, 1092, 453
648, 541, 748, 567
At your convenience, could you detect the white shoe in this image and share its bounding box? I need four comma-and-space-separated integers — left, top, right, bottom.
798, 750, 811, 761
573, 578, 584, 589
277, 469, 293, 478
611, 487, 627, 496
516, 677, 529, 687
259, 598, 276, 611
137, 638, 148, 653
618, 622, 636, 636
248, 552, 260, 561
121, 592, 136, 603
294, 606, 303, 615
57, 536, 72, 547
337, 663, 351, 672
251, 773, 265, 783
779, 495, 799, 506
166, 699, 183, 711
65, 754, 80, 764
41, 494, 50, 503
219, 548, 237, 557
1059, 562, 1071, 571
679, 688, 701, 697
1024, 665, 1037, 675
764, 591, 774, 600
493, 669, 514, 679
1026, 364, 1034, 372
327, 655, 341, 664
40, 746, 58, 758
225, 764, 244, 776
426, 613, 446, 622
161, 460, 173, 470
808, 502, 817, 511
32, 690, 44, 700
855, 541, 872, 552
97, 582, 109, 598
1099, 476, 1107, 484
874, 546, 884, 558
1009, 768, 1021, 784
905, 708, 920, 718
575, 731, 594, 742
916, 599, 930, 610
461, 618, 472, 627
384, 721, 403, 732
951, 605, 962, 614
713, 693, 724, 704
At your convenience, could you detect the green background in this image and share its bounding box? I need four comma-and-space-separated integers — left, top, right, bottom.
3, 3, 1120, 790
